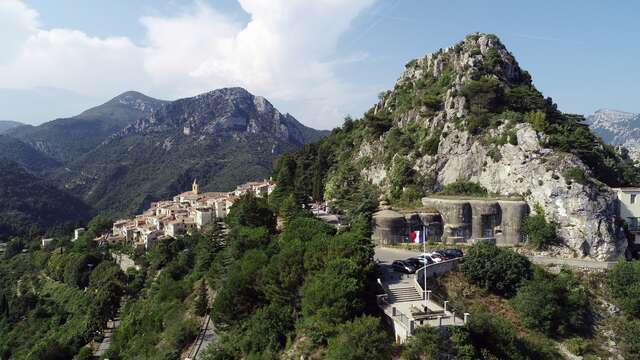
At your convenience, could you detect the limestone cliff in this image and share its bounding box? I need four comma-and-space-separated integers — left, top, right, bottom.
331, 34, 636, 260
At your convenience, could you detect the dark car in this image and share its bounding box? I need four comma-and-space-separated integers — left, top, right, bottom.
391, 260, 416, 274
433, 250, 452, 260
442, 248, 464, 258
405, 257, 430, 269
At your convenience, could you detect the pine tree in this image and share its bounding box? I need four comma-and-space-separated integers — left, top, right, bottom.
194, 279, 208, 317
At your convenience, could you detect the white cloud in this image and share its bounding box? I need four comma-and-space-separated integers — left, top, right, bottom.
0, 0, 375, 128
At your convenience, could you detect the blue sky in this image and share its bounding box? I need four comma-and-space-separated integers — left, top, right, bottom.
1, 0, 638, 128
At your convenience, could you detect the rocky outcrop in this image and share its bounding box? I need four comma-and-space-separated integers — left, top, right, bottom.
356, 34, 627, 260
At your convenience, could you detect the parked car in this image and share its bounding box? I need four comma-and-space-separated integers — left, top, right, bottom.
433, 250, 452, 260
422, 252, 444, 263
391, 260, 417, 274
415, 255, 434, 266
405, 257, 432, 269
442, 248, 464, 258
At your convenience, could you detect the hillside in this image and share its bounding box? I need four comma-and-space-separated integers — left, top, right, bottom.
0, 135, 60, 174
587, 109, 640, 160
57, 87, 328, 215
0, 160, 91, 240
0, 120, 23, 134
6, 91, 167, 163
276, 33, 639, 261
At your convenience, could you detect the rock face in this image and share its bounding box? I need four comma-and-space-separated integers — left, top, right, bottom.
118, 87, 319, 145
354, 34, 628, 260
587, 109, 640, 160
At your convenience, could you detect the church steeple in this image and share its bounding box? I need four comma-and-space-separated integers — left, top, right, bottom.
192, 179, 199, 195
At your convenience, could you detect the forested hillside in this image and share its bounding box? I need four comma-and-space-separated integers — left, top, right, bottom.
0, 160, 90, 240
0, 135, 60, 174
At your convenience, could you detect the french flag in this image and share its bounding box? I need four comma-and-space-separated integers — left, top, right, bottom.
409, 229, 424, 244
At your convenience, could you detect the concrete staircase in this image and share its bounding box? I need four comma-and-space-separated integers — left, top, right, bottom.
388, 286, 422, 303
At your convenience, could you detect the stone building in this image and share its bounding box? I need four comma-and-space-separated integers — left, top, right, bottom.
372, 196, 529, 246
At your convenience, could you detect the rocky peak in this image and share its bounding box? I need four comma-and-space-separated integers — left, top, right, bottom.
118, 87, 308, 145
348, 33, 635, 260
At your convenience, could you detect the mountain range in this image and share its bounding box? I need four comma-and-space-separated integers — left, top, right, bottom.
586, 109, 640, 160
6, 91, 167, 163
55, 87, 328, 214
0, 120, 23, 134
0, 87, 328, 235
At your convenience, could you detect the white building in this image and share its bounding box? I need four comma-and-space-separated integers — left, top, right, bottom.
613, 187, 640, 244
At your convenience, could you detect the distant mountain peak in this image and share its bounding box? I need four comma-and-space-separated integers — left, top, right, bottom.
118, 87, 316, 145
86, 90, 167, 116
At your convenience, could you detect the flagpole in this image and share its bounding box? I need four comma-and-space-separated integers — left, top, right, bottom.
423, 225, 427, 307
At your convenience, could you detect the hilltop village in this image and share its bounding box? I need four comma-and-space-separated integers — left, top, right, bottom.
96, 179, 276, 249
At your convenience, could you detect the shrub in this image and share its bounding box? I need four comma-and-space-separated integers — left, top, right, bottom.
522, 204, 558, 249
608, 260, 640, 318
461, 241, 532, 297
565, 337, 588, 356
401, 327, 443, 360
563, 167, 587, 185
512, 269, 590, 336
441, 181, 488, 197
325, 316, 390, 360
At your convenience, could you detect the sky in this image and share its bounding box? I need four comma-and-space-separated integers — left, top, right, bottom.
0, 0, 638, 129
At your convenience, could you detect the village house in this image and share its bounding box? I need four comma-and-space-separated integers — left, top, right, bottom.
106, 178, 276, 250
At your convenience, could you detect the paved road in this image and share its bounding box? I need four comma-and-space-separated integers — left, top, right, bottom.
188, 314, 216, 360
375, 246, 421, 265
528, 256, 616, 270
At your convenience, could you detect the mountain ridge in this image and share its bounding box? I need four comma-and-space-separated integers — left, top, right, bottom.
6, 91, 167, 163
57, 87, 328, 215
586, 108, 640, 160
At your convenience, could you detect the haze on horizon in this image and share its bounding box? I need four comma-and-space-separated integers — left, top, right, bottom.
0, 0, 638, 129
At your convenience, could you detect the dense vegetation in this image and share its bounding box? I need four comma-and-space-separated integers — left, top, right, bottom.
608, 260, 640, 358
0, 159, 91, 241
521, 204, 558, 249
107, 227, 224, 359
0, 221, 125, 359
0, 135, 60, 174
198, 193, 384, 359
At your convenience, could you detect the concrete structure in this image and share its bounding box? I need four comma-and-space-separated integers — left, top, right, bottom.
376, 252, 465, 343
372, 197, 528, 246
41, 238, 54, 249
613, 187, 640, 245
72, 228, 85, 241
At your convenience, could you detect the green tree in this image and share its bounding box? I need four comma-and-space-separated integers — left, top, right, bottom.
227, 193, 276, 233
522, 204, 558, 249
325, 316, 391, 360
608, 260, 640, 318
87, 214, 113, 236
402, 327, 443, 360
194, 279, 209, 316
461, 241, 532, 297
239, 304, 294, 355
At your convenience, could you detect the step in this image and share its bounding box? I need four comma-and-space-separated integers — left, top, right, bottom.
388, 287, 422, 302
